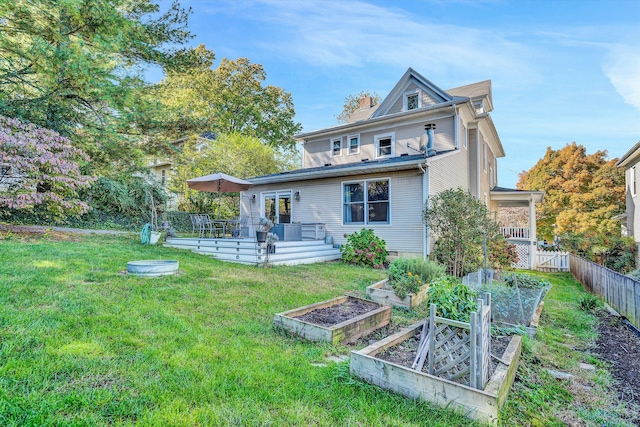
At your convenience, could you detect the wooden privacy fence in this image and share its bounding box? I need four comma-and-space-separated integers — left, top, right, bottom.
570, 254, 640, 330
411, 295, 492, 390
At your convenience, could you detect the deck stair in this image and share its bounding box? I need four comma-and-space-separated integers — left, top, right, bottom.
163, 237, 342, 266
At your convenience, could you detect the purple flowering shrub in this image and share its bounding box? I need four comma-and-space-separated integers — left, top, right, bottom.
0, 115, 95, 218
340, 228, 387, 268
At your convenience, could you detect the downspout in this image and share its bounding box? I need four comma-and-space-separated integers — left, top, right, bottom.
419, 161, 429, 260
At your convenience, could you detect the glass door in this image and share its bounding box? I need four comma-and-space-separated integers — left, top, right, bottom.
262, 191, 292, 224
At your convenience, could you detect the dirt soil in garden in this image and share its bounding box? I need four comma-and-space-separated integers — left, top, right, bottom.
293, 298, 381, 327
592, 311, 640, 424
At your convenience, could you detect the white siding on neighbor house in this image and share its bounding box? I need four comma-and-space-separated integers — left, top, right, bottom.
302, 117, 456, 168
241, 169, 425, 255
631, 165, 640, 244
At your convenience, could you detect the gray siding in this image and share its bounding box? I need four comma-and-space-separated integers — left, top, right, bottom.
387, 81, 442, 115
429, 152, 468, 196
303, 117, 456, 168
241, 170, 425, 255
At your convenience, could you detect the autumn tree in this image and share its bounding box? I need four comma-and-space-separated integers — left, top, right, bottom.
517, 143, 625, 241
336, 91, 382, 124
152, 47, 302, 151
0, 115, 94, 219
0, 0, 198, 172
170, 132, 300, 215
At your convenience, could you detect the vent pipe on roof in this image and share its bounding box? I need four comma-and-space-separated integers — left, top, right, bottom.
425, 124, 436, 157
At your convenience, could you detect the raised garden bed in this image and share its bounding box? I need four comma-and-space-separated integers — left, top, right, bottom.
366, 279, 429, 309
274, 296, 391, 345
350, 321, 522, 424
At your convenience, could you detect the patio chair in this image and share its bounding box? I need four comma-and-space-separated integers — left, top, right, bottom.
190, 214, 203, 237
202, 214, 224, 238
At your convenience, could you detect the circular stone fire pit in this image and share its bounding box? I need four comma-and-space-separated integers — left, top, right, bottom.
126, 260, 179, 277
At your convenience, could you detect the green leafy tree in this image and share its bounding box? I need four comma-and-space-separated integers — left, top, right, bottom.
0, 0, 197, 172
517, 143, 625, 241
153, 47, 301, 150
170, 132, 299, 215
423, 188, 511, 277
336, 91, 381, 124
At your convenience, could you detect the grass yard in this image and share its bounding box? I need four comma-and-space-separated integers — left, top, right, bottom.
0, 231, 634, 426
0, 232, 478, 426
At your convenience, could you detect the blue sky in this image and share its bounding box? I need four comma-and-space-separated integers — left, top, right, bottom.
155, 0, 640, 188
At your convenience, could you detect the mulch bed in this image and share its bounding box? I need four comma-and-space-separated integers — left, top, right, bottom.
293, 298, 381, 327
592, 311, 640, 424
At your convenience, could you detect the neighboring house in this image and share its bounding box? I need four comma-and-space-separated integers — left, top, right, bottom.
241, 68, 542, 266
615, 141, 640, 264
147, 132, 216, 209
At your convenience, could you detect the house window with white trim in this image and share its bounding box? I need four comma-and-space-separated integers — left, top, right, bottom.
331, 137, 342, 157
404, 90, 421, 111
632, 166, 637, 197
374, 132, 395, 158
343, 179, 390, 225
348, 134, 360, 155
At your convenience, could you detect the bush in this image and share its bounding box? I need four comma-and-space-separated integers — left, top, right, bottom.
341, 228, 387, 268
504, 273, 551, 289
626, 269, 640, 281
426, 276, 479, 322
388, 257, 446, 298
559, 232, 636, 274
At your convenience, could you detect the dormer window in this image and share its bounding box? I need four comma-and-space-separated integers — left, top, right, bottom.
403, 90, 421, 111
331, 137, 342, 157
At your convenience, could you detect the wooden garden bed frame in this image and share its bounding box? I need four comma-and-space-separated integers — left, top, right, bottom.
350, 321, 522, 424
273, 296, 391, 345
366, 279, 429, 309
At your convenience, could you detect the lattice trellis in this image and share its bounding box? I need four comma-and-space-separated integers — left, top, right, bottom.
512, 242, 529, 269
412, 295, 492, 390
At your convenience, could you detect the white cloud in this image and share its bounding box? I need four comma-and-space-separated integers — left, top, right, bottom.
603, 45, 640, 111
241, 0, 534, 84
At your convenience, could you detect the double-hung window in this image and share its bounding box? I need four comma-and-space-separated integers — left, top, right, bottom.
632, 166, 637, 197
348, 134, 360, 155
331, 137, 342, 157
374, 132, 394, 158
343, 179, 390, 225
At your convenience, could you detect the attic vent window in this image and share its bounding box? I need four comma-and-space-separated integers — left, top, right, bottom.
403, 90, 422, 111
473, 100, 485, 114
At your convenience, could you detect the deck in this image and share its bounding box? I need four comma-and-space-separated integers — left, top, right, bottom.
163, 237, 342, 266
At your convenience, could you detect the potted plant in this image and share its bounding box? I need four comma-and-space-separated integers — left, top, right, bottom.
266, 232, 278, 254
256, 217, 274, 243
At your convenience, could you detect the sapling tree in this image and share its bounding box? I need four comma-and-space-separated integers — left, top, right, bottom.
423, 188, 514, 277
0, 115, 95, 219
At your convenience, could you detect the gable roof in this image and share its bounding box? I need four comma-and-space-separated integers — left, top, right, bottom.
616, 141, 640, 168
447, 80, 493, 112
347, 103, 380, 123
371, 68, 455, 118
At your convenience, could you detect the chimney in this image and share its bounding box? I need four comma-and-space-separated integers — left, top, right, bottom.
358, 95, 373, 109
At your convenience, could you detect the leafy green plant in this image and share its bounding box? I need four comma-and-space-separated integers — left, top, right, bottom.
578, 294, 602, 312
504, 273, 551, 289
388, 257, 445, 298
426, 276, 478, 322
340, 228, 387, 268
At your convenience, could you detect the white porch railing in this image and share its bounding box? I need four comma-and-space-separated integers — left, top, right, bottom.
501, 227, 529, 239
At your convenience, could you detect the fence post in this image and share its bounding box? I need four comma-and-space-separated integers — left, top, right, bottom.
470, 309, 477, 389
428, 304, 437, 375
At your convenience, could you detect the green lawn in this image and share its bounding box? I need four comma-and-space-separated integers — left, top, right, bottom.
0, 232, 633, 426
